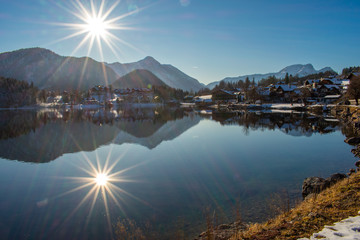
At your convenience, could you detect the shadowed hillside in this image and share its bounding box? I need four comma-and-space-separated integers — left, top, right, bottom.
0, 48, 119, 90
112, 69, 167, 89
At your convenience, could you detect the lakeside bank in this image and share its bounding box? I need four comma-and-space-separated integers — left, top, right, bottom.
196, 105, 360, 240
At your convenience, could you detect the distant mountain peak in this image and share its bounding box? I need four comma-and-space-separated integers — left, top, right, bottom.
140, 56, 161, 66
143, 56, 156, 61
319, 67, 334, 72
207, 63, 336, 89
107, 56, 204, 91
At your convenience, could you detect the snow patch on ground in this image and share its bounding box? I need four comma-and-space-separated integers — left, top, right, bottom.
299, 211, 360, 240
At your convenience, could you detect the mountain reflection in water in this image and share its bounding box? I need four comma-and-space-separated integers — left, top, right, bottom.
0, 109, 346, 163
0, 108, 200, 162
0, 108, 356, 239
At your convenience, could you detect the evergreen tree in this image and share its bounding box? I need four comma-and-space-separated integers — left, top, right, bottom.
236, 80, 244, 89
285, 73, 290, 84
245, 77, 250, 90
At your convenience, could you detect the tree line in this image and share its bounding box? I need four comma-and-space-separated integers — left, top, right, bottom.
0, 77, 39, 107
0, 76, 190, 107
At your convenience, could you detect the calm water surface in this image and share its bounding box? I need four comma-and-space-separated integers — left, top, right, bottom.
0, 108, 356, 239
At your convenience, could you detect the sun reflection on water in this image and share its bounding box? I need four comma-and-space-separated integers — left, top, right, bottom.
95, 173, 109, 186
55, 147, 148, 238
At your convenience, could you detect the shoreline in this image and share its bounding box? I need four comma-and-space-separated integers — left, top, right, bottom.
2, 102, 357, 111
196, 105, 360, 240
0, 102, 165, 111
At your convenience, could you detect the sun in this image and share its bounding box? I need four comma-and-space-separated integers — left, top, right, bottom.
85, 16, 109, 38
51, 0, 142, 62
95, 173, 109, 186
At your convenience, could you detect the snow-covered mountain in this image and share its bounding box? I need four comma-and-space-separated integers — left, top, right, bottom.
0, 48, 204, 91
107, 56, 204, 92
206, 64, 335, 89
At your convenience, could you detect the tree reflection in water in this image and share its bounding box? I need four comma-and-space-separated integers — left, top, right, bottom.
0, 109, 352, 164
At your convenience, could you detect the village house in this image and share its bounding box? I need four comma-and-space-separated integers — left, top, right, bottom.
194, 95, 212, 103
348, 72, 360, 81
89, 85, 155, 104
257, 87, 271, 102
89, 85, 115, 104
268, 84, 298, 102
341, 80, 350, 90
116, 88, 153, 103
211, 89, 237, 102
300, 76, 350, 103
183, 95, 194, 103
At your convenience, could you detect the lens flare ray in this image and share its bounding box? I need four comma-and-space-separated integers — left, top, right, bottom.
45, 0, 145, 90
51, 0, 142, 59
54, 143, 148, 235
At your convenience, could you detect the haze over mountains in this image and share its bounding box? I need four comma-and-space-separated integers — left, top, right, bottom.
206, 64, 335, 89
107, 56, 205, 91
0, 48, 119, 90
0, 48, 203, 91
0, 47, 336, 92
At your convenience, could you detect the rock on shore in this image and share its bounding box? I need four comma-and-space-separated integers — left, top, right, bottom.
302, 173, 347, 198
196, 221, 248, 240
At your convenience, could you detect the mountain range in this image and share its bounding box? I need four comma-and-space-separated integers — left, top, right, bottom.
107, 56, 205, 91
0, 47, 336, 92
0, 48, 204, 91
0, 48, 119, 90
206, 64, 335, 89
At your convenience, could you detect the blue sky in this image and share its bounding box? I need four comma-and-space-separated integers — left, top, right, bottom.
0, 0, 359, 84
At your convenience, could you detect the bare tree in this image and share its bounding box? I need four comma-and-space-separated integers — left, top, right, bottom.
347, 77, 360, 105
299, 87, 311, 106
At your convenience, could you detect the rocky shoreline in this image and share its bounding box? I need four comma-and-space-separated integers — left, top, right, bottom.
333, 105, 360, 170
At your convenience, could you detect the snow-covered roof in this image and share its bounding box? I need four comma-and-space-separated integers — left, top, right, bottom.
222, 89, 235, 95
276, 85, 298, 92
323, 84, 340, 89
329, 78, 344, 85
341, 80, 350, 86
305, 79, 320, 84
214, 89, 235, 95
258, 89, 270, 96
194, 95, 213, 103
195, 95, 212, 100
324, 95, 341, 99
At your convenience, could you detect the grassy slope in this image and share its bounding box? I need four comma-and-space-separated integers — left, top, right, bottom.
231, 171, 360, 240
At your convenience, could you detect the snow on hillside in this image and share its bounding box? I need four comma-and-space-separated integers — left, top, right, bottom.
107, 56, 204, 92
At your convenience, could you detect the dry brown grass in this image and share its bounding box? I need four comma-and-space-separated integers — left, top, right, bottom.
230, 171, 360, 240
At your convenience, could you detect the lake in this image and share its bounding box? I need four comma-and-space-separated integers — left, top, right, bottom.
0, 107, 356, 239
